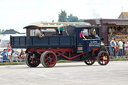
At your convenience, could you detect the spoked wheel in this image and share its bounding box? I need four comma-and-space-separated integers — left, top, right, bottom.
25, 53, 40, 67
84, 56, 96, 65
40, 51, 57, 68
97, 51, 109, 65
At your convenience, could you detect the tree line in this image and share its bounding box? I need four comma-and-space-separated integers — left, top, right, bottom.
0, 29, 5, 34
58, 10, 84, 22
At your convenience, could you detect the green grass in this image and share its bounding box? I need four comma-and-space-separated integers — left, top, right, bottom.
0, 62, 25, 65
110, 57, 128, 61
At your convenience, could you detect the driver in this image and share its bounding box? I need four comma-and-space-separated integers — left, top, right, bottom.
90, 28, 100, 39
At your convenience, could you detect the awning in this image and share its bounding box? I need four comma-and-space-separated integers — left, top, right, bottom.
107, 22, 128, 25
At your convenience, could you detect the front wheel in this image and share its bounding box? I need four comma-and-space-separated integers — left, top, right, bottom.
40, 51, 57, 68
97, 51, 109, 65
84, 56, 95, 65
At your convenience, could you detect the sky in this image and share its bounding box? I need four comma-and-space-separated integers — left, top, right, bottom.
0, 0, 128, 33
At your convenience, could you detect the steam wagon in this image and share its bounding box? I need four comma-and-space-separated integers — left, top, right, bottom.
10, 24, 109, 68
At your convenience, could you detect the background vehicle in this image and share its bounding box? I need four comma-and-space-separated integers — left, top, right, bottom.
10, 23, 109, 68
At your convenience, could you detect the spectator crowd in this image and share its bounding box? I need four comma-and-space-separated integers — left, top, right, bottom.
0, 42, 26, 63
109, 38, 128, 58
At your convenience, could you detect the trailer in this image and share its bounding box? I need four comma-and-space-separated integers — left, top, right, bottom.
10, 23, 109, 68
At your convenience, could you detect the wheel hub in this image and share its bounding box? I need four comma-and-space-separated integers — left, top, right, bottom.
103, 56, 107, 60
47, 57, 52, 62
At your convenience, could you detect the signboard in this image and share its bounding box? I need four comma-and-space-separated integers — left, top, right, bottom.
116, 35, 127, 40
89, 40, 100, 47
108, 35, 128, 41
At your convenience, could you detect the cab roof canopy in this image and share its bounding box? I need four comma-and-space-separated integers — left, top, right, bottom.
23, 22, 91, 29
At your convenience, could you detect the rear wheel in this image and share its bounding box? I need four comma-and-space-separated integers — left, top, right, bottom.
97, 51, 109, 65
40, 51, 57, 68
25, 53, 40, 67
84, 56, 95, 65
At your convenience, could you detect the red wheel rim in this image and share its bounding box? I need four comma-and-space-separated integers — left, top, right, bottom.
99, 52, 109, 65
44, 53, 56, 67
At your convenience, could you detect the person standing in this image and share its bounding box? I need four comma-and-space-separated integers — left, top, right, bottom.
126, 41, 128, 58
118, 40, 123, 57
7, 42, 12, 61
116, 41, 119, 57
110, 38, 116, 46
124, 41, 128, 57
109, 40, 116, 58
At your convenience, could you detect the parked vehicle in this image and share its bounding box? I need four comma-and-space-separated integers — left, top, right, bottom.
10, 24, 109, 68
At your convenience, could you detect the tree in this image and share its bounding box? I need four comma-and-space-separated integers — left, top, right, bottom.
79, 19, 84, 22
58, 10, 67, 22
1, 29, 5, 33
58, 11, 85, 22
67, 14, 79, 22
